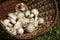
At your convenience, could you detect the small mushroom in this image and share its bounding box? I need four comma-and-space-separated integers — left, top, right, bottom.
26, 24, 35, 32
6, 27, 17, 35
8, 13, 17, 20
29, 13, 34, 18
7, 23, 13, 27
20, 18, 29, 26
30, 18, 38, 27
35, 16, 38, 20
20, 18, 26, 25
38, 18, 44, 24
8, 17, 16, 24
2, 19, 10, 26
10, 19, 16, 24
14, 20, 22, 29
30, 18, 35, 24
17, 28, 24, 34
20, 3, 28, 11
34, 20, 38, 27
6, 27, 11, 31
15, 12, 18, 16
25, 10, 30, 17
9, 28, 17, 35
25, 18, 29, 23
31, 9, 39, 16
23, 24, 28, 28
12, 30, 17, 35
17, 12, 24, 19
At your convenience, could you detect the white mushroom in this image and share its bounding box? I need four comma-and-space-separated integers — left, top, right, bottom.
30, 18, 38, 27
15, 12, 18, 16
2, 19, 10, 26
35, 16, 38, 20
17, 12, 24, 19
20, 18, 29, 26
8, 13, 17, 20
7, 23, 13, 27
31, 9, 39, 16
21, 6, 26, 11
14, 19, 22, 29
10, 19, 16, 24
23, 24, 28, 28
20, 3, 27, 11
12, 29, 17, 35
9, 28, 17, 35
6, 27, 11, 31
25, 18, 29, 23
22, 18, 29, 27
38, 18, 44, 24
26, 24, 35, 32
17, 28, 24, 34
29, 13, 34, 18
34, 20, 38, 27
25, 10, 30, 16
8, 17, 16, 24
30, 18, 35, 24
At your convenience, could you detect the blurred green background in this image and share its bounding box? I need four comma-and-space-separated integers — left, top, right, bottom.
0, 0, 60, 40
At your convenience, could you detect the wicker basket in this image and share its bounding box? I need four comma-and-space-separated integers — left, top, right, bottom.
0, 0, 58, 39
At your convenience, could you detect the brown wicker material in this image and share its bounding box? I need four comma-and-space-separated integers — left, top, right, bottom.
0, 0, 58, 39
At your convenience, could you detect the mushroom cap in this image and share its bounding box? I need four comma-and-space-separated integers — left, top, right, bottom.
7, 23, 13, 27
14, 20, 22, 29
8, 17, 16, 24
29, 13, 34, 18
17, 12, 25, 19
6, 27, 11, 31
9, 28, 17, 35
34, 20, 38, 27
30, 18, 35, 24
25, 10, 30, 17
17, 28, 24, 34
8, 13, 17, 20
31, 9, 39, 16
30, 18, 38, 27
3, 19, 10, 26
26, 24, 35, 32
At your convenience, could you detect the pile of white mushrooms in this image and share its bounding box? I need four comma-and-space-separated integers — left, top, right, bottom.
1, 3, 44, 35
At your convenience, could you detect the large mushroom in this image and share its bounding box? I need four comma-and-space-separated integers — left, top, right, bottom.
25, 24, 36, 33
